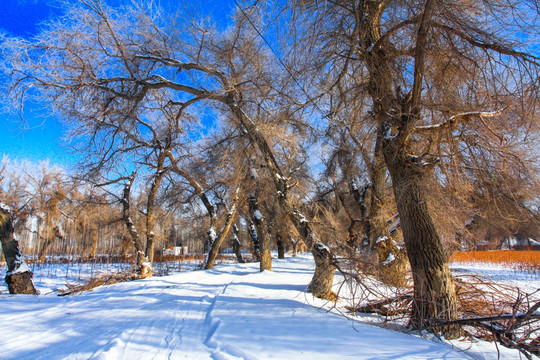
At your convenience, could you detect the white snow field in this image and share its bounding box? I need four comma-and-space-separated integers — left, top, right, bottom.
0, 255, 532, 360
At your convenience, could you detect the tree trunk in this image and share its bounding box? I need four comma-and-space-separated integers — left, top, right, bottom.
227, 99, 336, 300
145, 152, 167, 266
204, 205, 238, 269
88, 226, 98, 259
383, 145, 461, 337
248, 223, 260, 261
286, 206, 337, 300
0, 206, 38, 295
121, 173, 150, 277
291, 238, 298, 257
367, 133, 388, 249
121, 234, 131, 258
348, 127, 388, 251
277, 234, 285, 259
37, 234, 53, 262
230, 224, 245, 263
249, 195, 272, 271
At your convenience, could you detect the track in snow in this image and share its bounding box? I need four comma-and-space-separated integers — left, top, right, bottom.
0, 257, 467, 360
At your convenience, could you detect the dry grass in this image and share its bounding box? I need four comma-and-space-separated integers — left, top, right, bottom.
450, 250, 540, 273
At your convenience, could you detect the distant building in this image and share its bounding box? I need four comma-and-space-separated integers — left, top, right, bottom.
163, 246, 188, 256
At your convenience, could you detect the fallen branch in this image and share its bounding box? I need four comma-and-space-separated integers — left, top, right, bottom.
347, 294, 413, 316
58, 271, 140, 296
430, 301, 540, 360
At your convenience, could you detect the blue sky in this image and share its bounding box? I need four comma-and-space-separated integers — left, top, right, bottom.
0, 0, 237, 167
0, 0, 68, 165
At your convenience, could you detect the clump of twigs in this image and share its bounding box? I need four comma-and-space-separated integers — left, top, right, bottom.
345, 271, 539, 359
448, 275, 539, 359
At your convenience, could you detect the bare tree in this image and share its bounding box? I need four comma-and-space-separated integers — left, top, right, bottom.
1, 0, 338, 298
285, 0, 539, 336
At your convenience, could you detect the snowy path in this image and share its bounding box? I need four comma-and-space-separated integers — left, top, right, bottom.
0, 257, 468, 359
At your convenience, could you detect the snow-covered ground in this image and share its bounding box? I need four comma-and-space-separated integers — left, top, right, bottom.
450, 261, 539, 294
0, 255, 537, 359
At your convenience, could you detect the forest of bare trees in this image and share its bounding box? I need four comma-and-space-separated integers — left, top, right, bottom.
0, 0, 538, 340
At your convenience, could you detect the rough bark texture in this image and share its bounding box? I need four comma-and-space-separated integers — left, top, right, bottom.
0, 207, 38, 295
249, 196, 272, 271
383, 147, 461, 337
145, 150, 167, 266
352, 0, 460, 337
373, 235, 408, 287
121, 173, 150, 277
366, 134, 388, 249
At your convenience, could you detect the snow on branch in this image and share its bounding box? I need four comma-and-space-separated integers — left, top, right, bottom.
415, 106, 509, 142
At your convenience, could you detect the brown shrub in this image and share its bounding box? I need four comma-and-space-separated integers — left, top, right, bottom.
450, 250, 540, 272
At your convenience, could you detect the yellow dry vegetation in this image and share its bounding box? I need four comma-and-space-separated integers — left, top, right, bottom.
450, 250, 540, 272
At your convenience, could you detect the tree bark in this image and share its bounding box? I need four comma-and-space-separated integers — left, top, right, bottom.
204, 203, 238, 269
383, 145, 461, 337
145, 150, 167, 266
230, 224, 245, 263
0, 206, 38, 295
352, 0, 460, 337
366, 133, 388, 249
121, 173, 150, 276
249, 195, 272, 271
277, 234, 285, 259
248, 222, 261, 261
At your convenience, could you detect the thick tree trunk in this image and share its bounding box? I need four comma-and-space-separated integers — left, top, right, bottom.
145, 156, 166, 266
121, 173, 150, 277
249, 196, 272, 271
383, 146, 461, 338
0, 206, 38, 295
287, 207, 337, 300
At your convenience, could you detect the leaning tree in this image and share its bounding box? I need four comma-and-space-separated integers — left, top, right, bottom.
1, 0, 337, 298
285, 0, 540, 336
